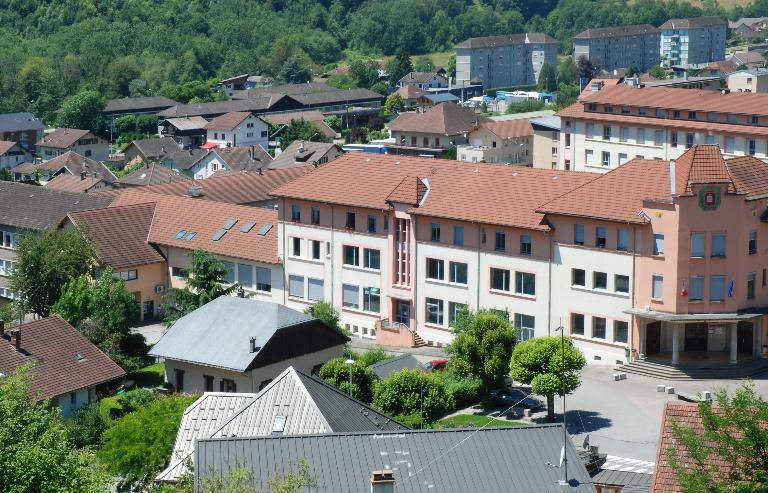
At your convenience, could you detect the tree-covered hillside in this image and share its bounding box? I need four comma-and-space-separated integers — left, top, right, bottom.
0, 0, 765, 123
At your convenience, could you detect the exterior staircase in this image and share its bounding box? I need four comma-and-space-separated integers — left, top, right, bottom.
617, 358, 768, 380
412, 332, 427, 348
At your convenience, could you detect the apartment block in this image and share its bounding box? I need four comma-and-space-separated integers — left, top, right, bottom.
660, 16, 727, 67
558, 84, 768, 172
455, 33, 558, 89
573, 24, 660, 73
271, 149, 768, 368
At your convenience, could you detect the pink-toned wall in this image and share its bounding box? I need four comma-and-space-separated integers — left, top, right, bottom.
120, 261, 167, 321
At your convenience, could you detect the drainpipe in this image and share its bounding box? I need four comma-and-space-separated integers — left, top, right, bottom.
281, 198, 287, 306
630, 224, 638, 361
413, 217, 418, 330
330, 204, 335, 306
547, 231, 553, 336
476, 223, 481, 310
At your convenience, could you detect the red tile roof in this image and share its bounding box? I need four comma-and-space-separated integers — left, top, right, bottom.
41, 151, 117, 182
272, 153, 597, 231
578, 84, 768, 116
108, 190, 280, 264
651, 402, 734, 493
389, 103, 491, 136
117, 163, 191, 187
673, 144, 734, 194
68, 202, 165, 269
480, 119, 534, 139
0, 316, 125, 401
386, 176, 427, 205
36, 128, 93, 148
106, 166, 312, 205
205, 111, 253, 131
45, 174, 108, 193
726, 155, 768, 199
0, 140, 17, 155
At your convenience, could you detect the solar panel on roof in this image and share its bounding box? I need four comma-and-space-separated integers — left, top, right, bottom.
212, 229, 227, 241
240, 221, 257, 233
175, 230, 186, 239
257, 224, 272, 236
185, 232, 197, 241
223, 218, 238, 230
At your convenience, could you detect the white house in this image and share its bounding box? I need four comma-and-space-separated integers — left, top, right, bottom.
204, 112, 268, 150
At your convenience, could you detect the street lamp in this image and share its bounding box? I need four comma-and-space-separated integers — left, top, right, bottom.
345, 358, 355, 397
554, 322, 568, 486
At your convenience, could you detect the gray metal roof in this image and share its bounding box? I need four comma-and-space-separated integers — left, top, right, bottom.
369, 354, 424, 380
196, 425, 596, 493
0, 112, 44, 133
158, 366, 406, 482
591, 469, 652, 489
425, 93, 460, 103
149, 297, 339, 372
0, 181, 112, 230
103, 96, 179, 114
530, 115, 562, 131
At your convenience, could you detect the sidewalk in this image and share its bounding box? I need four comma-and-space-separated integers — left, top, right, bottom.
348, 336, 448, 358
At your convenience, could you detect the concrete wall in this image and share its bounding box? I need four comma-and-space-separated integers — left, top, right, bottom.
573, 33, 660, 72
456, 42, 558, 89
206, 115, 268, 150
532, 128, 560, 169
727, 73, 768, 93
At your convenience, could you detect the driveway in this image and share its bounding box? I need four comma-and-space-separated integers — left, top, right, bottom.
130, 322, 165, 346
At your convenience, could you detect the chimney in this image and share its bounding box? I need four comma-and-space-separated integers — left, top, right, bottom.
161, 146, 166, 153
80, 171, 86, 180
12, 330, 20, 351
258, 167, 263, 175
370, 470, 394, 493
249, 337, 258, 353
669, 159, 677, 194
299, 140, 305, 153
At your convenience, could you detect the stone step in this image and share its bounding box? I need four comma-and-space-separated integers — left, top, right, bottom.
617, 358, 768, 380
412, 332, 427, 348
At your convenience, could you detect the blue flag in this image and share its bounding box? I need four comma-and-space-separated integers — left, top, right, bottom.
728, 280, 734, 298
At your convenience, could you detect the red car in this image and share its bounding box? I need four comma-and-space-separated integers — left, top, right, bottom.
422, 359, 449, 372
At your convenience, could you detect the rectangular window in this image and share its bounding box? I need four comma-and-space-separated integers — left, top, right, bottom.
637, 128, 646, 144
653, 233, 664, 256
343, 245, 359, 266
652, 274, 663, 299
449, 302, 467, 325
367, 214, 377, 233
585, 149, 594, 165
363, 287, 381, 313
426, 298, 444, 325
619, 127, 628, 142
311, 206, 320, 225
220, 379, 236, 393
571, 313, 585, 335
749, 139, 756, 156
174, 369, 185, 393
426, 258, 444, 280
574, 224, 584, 245
204, 375, 214, 392
308, 278, 324, 301
345, 212, 356, 229
689, 275, 704, 301
449, 261, 468, 284
750, 115, 759, 125
671, 131, 678, 148
596, 226, 606, 248
363, 248, 380, 269
586, 123, 595, 138
603, 125, 611, 140
707, 112, 718, 122
342, 284, 359, 308
292, 237, 301, 257
491, 268, 511, 291
514, 313, 535, 341
222, 261, 235, 284
431, 223, 441, 242
725, 137, 734, 153
520, 234, 531, 255
572, 268, 586, 286
592, 317, 606, 339
673, 110, 680, 119
654, 129, 664, 146
727, 114, 738, 124
688, 111, 697, 120
711, 233, 726, 257
685, 133, 694, 149
618, 153, 628, 165
289, 274, 304, 298
691, 233, 705, 257
453, 225, 464, 246
748, 272, 756, 299
515, 271, 535, 296
256, 267, 271, 292
749, 230, 757, 255
617, 228, 628, 251
613, 321, 628, 343
615, 275, 629, 293
312, 240, 321, 260
291, 204, 301, 221
237, 264, 253, 288
495, 231, 506, 251
593, 271, 607, 290
710, 275, 725, 302
601, 151, 610, 167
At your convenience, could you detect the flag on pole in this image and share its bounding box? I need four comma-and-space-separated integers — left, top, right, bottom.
728, 280, 734, 298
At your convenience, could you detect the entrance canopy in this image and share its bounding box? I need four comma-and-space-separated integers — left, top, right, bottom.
624, 308, 765, 323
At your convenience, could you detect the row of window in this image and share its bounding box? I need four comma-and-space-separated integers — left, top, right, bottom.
426, 258, 467, 284
291, 205, 384, 234
572, 268, 630, 293
343, 284, 381, 313
289, 275, 325, 302
0, 287, 15, 300
292, 237, 324, 260
0, 259, 13, 277
585, 104, 759, 126
690, 231, 757, 257
0, 230, 17, 250
571, 313, 628, 344
112, 269, 137, 281
430, 222, 533, 254
680, 271, 763, 302
344, 246, 380, 270
425, 299, 537, 341
490, 268, 535, 296
221, 262, 272, 292
573, 223, 629, 251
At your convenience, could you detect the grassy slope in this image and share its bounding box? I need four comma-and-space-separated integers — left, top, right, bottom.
438, 414, 527, 428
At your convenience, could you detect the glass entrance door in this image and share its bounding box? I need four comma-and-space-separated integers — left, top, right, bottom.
395, 300, 410, 326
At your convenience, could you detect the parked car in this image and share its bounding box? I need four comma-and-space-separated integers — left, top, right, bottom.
422, 359, 449, 372
489, 388, 544, 409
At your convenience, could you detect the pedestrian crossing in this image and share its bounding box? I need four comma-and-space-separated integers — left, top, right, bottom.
602, 455, 655, 474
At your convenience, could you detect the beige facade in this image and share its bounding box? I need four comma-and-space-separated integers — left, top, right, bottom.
727, 70, 768, 93
532, 127, 560, 169
457, 127, 532, 165
118, 262, 168, 322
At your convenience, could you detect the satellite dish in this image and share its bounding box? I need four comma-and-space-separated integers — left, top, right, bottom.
582, 434, 590, 450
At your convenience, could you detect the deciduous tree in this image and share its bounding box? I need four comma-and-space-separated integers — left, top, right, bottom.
319, 358, 375, 403
277, 54, 313, 84
57, 90, 106, 132
372, 369, 454, 425
509, 336, 586, 421
386, 49, 413, 85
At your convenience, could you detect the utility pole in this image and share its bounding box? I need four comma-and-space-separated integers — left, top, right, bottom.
557, 318, 568, 485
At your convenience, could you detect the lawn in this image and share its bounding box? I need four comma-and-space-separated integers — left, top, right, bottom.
438, 414, 527, 428
99, 362, 165, 418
